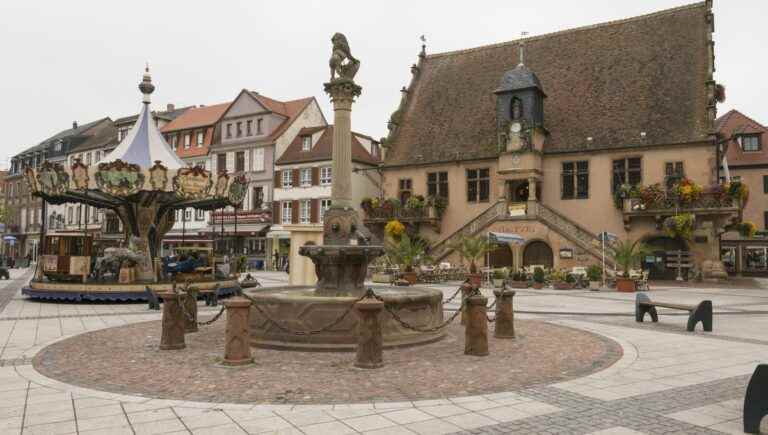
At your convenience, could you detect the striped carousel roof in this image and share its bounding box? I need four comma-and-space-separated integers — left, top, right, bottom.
102, 67, 185, 169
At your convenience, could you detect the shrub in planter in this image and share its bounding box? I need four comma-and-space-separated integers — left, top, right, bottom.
405, 196, 425, 210
586, 264, 602, 290
611, 239, 650, 292
385, 234, 429, 285
492, 268, 508, 288
532, 267, 545, 289
551, 270, 572, 290
508, 270, 529, 288
450, 234, 492, 285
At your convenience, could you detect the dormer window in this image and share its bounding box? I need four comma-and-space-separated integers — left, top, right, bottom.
511, 98, 523, 120
302, 136, 312, 151
738, 134, 761, 152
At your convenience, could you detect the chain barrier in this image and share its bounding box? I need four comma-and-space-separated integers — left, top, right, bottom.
485, 297, 497, 323
175, 281, 227, 327
240, 291, 368, 336
372, 287, 472, 333
198, 306, 226, 326
442, 284, 465, 305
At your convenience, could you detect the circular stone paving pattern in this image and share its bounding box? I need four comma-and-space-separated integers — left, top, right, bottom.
34, 319, 621, 404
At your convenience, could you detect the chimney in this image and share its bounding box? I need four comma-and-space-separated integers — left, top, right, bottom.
166, 103, 175, 112
72, 121, 78, 129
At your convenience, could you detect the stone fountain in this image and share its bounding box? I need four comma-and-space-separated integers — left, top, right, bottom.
246, 33, 444, 351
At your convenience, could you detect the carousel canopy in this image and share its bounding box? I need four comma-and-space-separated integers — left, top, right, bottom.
102, 67, 185, 169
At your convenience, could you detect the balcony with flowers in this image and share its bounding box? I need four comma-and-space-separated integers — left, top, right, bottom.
361, 195, 446, 233
618, 179, 745, 230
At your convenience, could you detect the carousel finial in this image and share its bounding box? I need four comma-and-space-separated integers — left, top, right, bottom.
138, 64, 155, 104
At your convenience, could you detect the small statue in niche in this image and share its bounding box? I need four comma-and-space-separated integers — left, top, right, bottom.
511, 98, 523, 120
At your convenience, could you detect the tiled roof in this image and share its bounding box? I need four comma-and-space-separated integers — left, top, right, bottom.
717, 109, 768, 167
68, 119, 118, 153
17, 118, 109, 156
276, 125, 380, 166
250, 93, 316, 142
385, 2, 713, 165
161, 102, 231, 132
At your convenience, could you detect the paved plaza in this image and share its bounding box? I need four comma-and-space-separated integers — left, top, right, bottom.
0, 270, 766, 434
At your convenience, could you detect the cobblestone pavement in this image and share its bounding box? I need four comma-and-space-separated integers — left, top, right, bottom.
0, 272, 765, 434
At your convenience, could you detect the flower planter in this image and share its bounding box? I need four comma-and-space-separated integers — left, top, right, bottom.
532, 282, 544, 290
372, 272, 393, 284
492, 278, 505, 288
402, 271, 418, 285
616, 278, 637, 292
589, 280, 601, 291
466, 273, 482, 288
553, 281, 573, 290
508, 281, 529, 289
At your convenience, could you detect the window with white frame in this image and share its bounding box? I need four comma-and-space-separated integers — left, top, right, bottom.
184, 209, 192, 221
86, 153, 92, 165
256, 118, 263, 135
302, 136, 312, 151
282, 201, 292, 224
195, 209, 204, 221
300, 168, 312, 187
196, 131, 204, 146
184, 134, 191, 149
282, 170, 293, 188
320, 199, 331, 222
95, 150, 101, 162
253, 147, 265, 171
300, 200, 311, 224
320, 166, 332, 185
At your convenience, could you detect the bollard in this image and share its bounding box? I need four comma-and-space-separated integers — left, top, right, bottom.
183, 287, 199, 333
464, 292, 489, 356
493, 289, 516, 339
159, 291, 186, 350
354, 296, 385, 369
459, 282, 474, 325
222, 297, 254, 366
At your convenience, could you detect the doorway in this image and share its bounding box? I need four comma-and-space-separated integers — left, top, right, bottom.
488, 244, 514, 268
523, 241, 553, 269
642, 236, 688, 280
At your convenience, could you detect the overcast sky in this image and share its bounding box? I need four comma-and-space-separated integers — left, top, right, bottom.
1, 0, 765, 168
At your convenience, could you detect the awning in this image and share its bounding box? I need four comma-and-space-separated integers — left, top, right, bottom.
488, 232, 525, 245
3, 235, 17, 241
199, 224, 269, 235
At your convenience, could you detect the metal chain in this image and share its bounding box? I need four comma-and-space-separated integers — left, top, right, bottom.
372, 290, 469, 333
175, 283, 226, 327
240, 291, 368, 336
485, 296, 497, 323
198, 306, 226, 326
442, 285, 464, 305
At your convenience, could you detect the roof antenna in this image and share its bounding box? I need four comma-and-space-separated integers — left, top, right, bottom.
518, 31, 529, 66
419, 35, 427, 57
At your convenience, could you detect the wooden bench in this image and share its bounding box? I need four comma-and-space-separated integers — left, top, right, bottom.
635, 292, 712, 332
744, 364, 768, 434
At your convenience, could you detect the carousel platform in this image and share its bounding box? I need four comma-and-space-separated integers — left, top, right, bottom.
22, 278, 241, 302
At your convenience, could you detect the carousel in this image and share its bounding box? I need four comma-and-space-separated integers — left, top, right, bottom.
22, 68, 248, 301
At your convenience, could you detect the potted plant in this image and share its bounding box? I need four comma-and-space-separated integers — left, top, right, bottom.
551, 269, 572, 290
450, 234, 492, 287
586, 264, 602, 291
360, 197, 374, 213
532, 267, 545, 289
386, 234, 429, 285
611, 239, 650, 292
509, 269, 529, 289
491, 268, 508, 288
426, 195, 448, 219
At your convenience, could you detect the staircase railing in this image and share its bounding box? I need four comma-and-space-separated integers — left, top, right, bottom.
430, 200, 507, 261
530, 202, 608, 261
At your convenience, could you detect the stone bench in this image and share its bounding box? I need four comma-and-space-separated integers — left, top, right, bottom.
635, 292, 712, 332
744, 364, 768, 434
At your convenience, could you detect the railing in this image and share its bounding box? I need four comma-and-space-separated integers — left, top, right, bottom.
364, 206, 438, 221
625, 192, 738, 214
430, 200, 508, 261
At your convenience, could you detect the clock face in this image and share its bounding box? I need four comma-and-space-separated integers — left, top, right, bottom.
510, 122, 522, 133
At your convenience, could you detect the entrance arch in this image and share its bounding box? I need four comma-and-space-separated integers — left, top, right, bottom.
642, 236, 688, 280
523, 241, 553, 269
488, 244, 514, 268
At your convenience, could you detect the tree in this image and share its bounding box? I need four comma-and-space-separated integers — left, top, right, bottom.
611, 239, 650, 278
451, 234, 492, 274
385, 234, 429, 272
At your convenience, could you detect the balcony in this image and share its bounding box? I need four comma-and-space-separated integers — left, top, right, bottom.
622, 192, 741, 230
362, 199, 443, 233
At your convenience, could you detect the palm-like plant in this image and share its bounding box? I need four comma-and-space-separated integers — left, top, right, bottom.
611, 239, 650, 278
386, 234, 429, 272
451, 234, 492, 274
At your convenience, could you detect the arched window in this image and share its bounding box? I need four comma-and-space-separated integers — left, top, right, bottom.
511, 98, 523, 120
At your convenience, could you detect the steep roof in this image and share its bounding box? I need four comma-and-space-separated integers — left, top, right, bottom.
716, 109, 768, 166
68, 119, 118, 153
161, 102, 231, 132
385, 2, 714, 165
114, 105, 193, 126
276, 125, 380, 166
18, 118, 108, 156
249, 92, 316, 142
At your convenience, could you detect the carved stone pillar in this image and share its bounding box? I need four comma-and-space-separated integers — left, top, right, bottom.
527, 177, 537, 202
324, 80, 361, 210
223, 297, 253, 366
493, 289, 516, 338
183, 288, 199, 333
464, 293, 489, 356
354, 297, 384, 369
159, 292, 185, 350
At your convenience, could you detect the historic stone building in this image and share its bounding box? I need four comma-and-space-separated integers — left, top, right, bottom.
209, 90, 325, 269
717, 109, 768, 275
379, 1, 735, 279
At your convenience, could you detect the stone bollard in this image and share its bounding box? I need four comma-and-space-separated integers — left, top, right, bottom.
354, 296, 385, 369
464, 292, 489, 356
223, 297, 254, 366
459, 282, 474, 325
183, 287, 199, 333
159, 291, 186, 350
493, 289, 516, 339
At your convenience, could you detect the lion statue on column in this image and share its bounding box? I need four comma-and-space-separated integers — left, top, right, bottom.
329, 33, 360, 81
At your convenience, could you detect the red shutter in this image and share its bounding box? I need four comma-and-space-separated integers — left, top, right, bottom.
293, 169, 300, 187
311, 167, 319, 186
292, 200, 299, 224
310, 199, 319, 223
272, 201, 280, 223
274, 170, 281, 188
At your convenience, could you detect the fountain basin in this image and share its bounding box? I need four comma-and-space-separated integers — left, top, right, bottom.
246, 285, 444, 351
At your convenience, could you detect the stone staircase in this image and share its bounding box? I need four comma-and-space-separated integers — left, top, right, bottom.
430, 200, 611, 263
